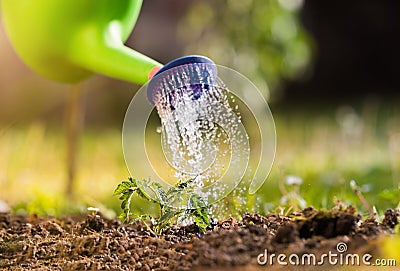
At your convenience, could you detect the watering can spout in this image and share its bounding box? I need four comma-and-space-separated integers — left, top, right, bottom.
68, 21, 161, 84
147, 55, 217, 105
1, 0, 162, 84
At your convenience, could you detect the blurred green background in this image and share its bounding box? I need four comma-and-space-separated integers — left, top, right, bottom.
0, 0, 399, 217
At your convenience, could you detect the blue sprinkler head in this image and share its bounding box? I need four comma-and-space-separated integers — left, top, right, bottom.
147, 55, 217, 108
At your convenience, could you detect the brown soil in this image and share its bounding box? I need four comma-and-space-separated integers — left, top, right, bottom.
0, 206, 398, 271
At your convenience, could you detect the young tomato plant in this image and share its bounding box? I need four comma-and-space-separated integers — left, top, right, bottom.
114, 177, 211, 234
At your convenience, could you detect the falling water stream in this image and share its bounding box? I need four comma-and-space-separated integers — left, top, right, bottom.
151, 63, 249, 204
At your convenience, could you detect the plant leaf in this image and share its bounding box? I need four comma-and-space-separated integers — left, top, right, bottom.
151, 182, 168, 204
119, 189, 134, 210
113, 178, 136, 195
189, 194, 210, 232
118, 212, 127, 221
135, 179, 154, 202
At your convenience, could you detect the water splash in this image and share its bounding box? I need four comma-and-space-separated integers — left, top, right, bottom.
152, 63, 249, 205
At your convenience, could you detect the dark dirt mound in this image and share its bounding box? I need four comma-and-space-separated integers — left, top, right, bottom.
0, 206, 398, 271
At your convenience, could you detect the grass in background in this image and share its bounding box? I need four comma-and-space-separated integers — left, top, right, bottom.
260, 100, 400, 217
0, 101, 399, 218
0, 123, 127, 217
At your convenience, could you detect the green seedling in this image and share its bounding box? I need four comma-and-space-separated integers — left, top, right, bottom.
114, 177, 211, 234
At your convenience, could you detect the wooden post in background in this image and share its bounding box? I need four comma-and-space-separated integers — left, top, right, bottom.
65, 84, 83, 200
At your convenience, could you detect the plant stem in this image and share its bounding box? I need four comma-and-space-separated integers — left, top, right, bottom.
140, 217, 158, 236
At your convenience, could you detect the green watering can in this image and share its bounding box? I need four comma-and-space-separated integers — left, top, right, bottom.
1, 0, 162, 84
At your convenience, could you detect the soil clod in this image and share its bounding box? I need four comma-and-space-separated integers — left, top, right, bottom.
382, 208, 399, 228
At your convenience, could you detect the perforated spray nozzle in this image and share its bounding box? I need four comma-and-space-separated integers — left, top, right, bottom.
147, 55, 217, 107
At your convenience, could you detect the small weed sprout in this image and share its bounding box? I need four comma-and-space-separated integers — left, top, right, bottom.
114, 177, 211, 234
350, 179, 374, 216
279, 175, 306, 210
